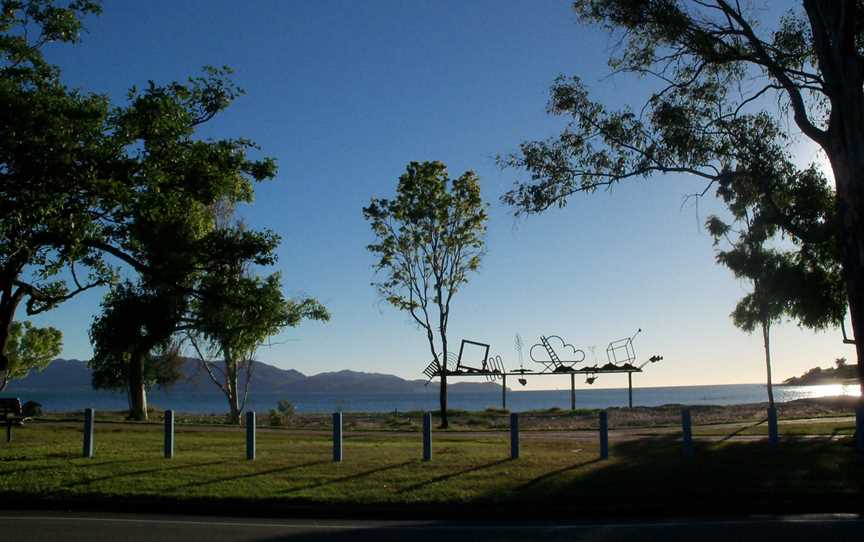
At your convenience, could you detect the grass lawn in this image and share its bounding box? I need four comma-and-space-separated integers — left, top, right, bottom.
1, 419, 862, 517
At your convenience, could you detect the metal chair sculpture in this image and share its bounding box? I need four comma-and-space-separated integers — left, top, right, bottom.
529, 335, 586, 373
422, 339, 505, 384
455, 339, 505, 382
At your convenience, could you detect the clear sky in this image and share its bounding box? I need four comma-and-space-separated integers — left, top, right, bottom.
22, 0, 854, 391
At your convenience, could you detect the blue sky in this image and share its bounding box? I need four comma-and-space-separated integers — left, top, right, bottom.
24, 0, 854, 390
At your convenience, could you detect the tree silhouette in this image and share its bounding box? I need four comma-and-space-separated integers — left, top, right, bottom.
501, 1, 864, 391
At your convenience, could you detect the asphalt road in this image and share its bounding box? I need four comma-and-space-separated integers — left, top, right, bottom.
1, 512, 863, 541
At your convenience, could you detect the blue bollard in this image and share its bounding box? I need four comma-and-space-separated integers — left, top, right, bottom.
510, 413, 519, 459
83, 408, 94, 458
767, 406, 779, 447
423, 412, 432, 461
333, 412, 343, 462
681, 408, 693, 457
164, 409, 174, 459
246, 411, 256, 461
599, 411, 609, 459
856, 407, 864, 454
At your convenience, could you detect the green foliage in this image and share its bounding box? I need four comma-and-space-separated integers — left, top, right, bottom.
187, 220, 328, 423
269, 399, 296, 426
21, 400, 42, 417
363, 161, 487, 428
0, 320, 61, 390
363, 161, 487, 351
707, 164, 846, 332
499, 0, 852, 354
1, 1, 117, 335
88, 282, 183, 392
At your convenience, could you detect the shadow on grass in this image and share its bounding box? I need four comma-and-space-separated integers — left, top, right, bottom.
174, 460, 331, 491
282, 461, 414, 495
398, 458, 511, 494
719, 417, 767, 442
64, 460, 230, 488
0, 457, 145, 476
514, 457, 602, 492
501, 434, 863, 513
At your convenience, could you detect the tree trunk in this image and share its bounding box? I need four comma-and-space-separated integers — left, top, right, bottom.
761, 320, 775, 409
439, 371, 448, 429
828, 145, 864, 397
127, 349, 148, 421
226, 359, 241, 425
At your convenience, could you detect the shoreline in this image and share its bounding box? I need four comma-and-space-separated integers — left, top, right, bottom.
31, 395, 862, 432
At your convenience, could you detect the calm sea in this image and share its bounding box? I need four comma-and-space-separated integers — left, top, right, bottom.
1, 383, 859, 414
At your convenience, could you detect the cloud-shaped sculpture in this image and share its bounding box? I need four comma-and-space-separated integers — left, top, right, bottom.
530, 335, 586, 366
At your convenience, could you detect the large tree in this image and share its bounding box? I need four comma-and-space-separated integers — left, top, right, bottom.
89, 281, 184, 417
187, 225, 329, 425
501, 0, 864, 391
1, 0, 113, 373
84, 68, 278, 421
363, 161, 487, 428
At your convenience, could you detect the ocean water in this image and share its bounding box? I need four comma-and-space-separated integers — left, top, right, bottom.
2, 383, 859, 414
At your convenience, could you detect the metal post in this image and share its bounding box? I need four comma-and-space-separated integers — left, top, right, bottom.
83, 408, 94, 458
510, 412, 519, 459
681, 408, 693, 457
423, 412, 432, 461
767, 406, 779, 447
502, 374, 507, 410
164, 409, 174, 459
628, 372, 633, 408
333, 412, 343, 462
599, 410, 609, 459
856, 406, 863, 453
570, 373, 576, 411
246, 411, 256, 461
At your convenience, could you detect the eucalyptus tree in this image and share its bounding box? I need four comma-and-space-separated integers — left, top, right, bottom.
501, 1, 864, 390
187, 225, 329, 425
707, 165, 846, 407
363, 161, 487, 428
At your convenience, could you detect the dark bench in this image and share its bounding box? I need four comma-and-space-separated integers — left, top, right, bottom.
1, 397, 25, 443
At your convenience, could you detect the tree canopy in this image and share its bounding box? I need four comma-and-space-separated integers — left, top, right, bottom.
188, 224, 329, 424
500, 0, 864, 389
363, 161, 487, 428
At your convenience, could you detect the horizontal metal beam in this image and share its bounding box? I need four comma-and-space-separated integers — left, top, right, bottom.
432, 368, 643, 378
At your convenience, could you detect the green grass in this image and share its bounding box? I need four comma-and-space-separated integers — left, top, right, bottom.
1, 420, 862, 514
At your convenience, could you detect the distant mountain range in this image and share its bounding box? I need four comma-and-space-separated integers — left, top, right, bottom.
6, 358, 503, 394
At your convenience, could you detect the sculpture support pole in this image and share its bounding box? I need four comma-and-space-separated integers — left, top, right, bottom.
628, 372, 633, 408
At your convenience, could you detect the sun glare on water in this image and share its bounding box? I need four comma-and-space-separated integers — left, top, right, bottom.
779, 383, 860, 401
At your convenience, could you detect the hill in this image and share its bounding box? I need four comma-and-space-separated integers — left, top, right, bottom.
5, 358, 503, 394
781, 362, 859, 386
